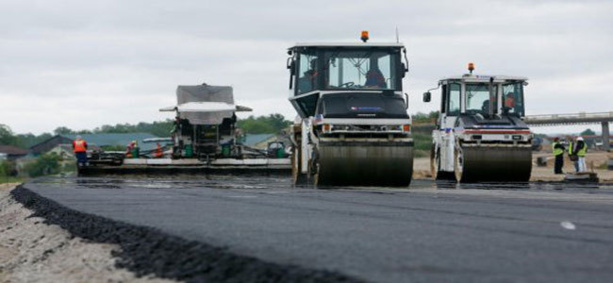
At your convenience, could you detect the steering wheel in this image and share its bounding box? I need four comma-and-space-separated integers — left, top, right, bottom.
339, 82, 355, 88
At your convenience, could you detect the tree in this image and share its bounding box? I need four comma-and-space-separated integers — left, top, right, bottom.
0, 124, 18, 146
236, 114, 292, 134
580, 128, 596, 136
53, 126, 75, 135
411, 111, 439, 124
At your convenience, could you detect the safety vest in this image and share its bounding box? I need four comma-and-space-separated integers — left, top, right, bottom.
577, 142, 587, 157
552, 142, 564, 156
568, 141, 573, 155
73, 140, 87, 153
155, 144, 163, 158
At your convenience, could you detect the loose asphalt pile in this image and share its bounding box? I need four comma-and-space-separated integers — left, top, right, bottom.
9, 185, 359, 283
0, 184, 171, 283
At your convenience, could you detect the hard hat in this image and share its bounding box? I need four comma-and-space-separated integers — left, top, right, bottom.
577, 137, 584, 141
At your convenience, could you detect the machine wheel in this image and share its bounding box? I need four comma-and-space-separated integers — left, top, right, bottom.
454, 145, 532, 183
431, 145, 455, 181
430, 145, 437, 179
316, 142, 413, 187
454, 147, 466, 182
291, 138, 308, 186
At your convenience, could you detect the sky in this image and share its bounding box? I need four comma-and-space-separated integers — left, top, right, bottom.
1, 0, 612, 135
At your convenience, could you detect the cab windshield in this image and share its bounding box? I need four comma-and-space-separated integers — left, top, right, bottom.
465, 84, 496, 115
324, 51, 395, 90
295, 48, 400, 95
463, 82, 525, 117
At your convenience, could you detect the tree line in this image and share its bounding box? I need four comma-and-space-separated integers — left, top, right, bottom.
0, 114, 292, 149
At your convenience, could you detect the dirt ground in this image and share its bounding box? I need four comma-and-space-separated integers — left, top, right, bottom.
0, 183, 174, 283
413, 151, 613, 182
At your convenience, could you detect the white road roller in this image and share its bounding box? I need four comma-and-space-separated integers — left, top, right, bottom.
287, 32, 414, 186
423, 63, 533, 183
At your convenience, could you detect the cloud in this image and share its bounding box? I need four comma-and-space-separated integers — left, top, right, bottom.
0, 0, 612, 134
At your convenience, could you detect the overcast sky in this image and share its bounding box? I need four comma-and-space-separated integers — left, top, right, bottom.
1, 0, 612, 135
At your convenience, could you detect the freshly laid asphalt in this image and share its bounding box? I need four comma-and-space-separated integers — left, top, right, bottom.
20, 176, 613, 282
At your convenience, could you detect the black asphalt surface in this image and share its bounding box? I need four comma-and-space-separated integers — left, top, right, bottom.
19, 176, 613, 282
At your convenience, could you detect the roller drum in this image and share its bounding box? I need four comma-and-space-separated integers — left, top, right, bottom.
456, 146, 532, 183
316, 141, 413, 187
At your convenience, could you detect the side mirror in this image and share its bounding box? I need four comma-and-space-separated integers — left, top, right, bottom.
286, 58, 295, 71
423, 92, 431, 103
401, 63, 407, 78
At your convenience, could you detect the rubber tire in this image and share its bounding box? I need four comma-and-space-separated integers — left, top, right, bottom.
432, 146, 455, 181
454, 147, 465, 183
292, 145, 308, 186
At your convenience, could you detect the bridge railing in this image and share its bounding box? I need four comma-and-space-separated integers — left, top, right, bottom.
525, 112, 613, 122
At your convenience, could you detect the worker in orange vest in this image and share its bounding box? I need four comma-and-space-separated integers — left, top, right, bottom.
125, 140, 138, 158
155, 143, 163, 158
72, 135, 88, 166
505, 93, 516, 108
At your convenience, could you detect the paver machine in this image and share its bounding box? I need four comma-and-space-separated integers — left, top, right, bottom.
423, 63, 533, 182
287, 32, 414, 186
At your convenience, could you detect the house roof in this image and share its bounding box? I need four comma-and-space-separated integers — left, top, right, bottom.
243, 134, 276, 147
0, 145, 29, 155
29, 135, 74, 154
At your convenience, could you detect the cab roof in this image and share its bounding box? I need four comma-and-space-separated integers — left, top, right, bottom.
289, 42, 405, 49
439, 74, 529, 83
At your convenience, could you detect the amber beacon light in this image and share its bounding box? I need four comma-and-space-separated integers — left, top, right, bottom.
468, 62, 475, 74
361, 31, 369, 42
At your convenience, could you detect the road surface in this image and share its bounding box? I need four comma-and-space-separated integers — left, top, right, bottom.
19, 176, 613, 282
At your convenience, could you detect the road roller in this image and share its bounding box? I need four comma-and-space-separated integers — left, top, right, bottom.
423, 63, 533, 183
287, 32, 414, 186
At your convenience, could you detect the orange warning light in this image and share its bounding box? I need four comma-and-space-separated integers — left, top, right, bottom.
468, 62, 475, 73
361, 31, 369, 42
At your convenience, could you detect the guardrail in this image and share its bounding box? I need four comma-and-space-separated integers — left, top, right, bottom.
524, 112, 613, 126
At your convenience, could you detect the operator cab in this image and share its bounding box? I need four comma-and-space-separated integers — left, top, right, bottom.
423, 63, 528, 129
287, 37, 409, 118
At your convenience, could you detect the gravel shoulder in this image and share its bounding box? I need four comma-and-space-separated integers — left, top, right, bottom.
0, 183, 173, 283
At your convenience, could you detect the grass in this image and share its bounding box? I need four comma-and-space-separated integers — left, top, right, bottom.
413, 132, 432, 152
0, 176, 26, 184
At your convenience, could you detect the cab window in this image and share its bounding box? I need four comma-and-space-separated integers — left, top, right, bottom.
297, 53, 318, 94
502, 82, 525, 117
447, 83, 460, 116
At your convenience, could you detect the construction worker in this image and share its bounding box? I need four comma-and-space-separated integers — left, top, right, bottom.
298, 58, 318, 93
125, 140, 138, 158
505, 92, 516, 108
365, 60, 387, 88
72, 135, 88, 166
574, 136, 588, 172
552, 137, 565, 174
155, 143, 163, 158
567, 136, 578, 172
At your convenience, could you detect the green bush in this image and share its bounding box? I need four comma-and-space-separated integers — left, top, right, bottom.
0, 161, 15, 177
413, 132, 433, 152
25, 153, 61, 177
